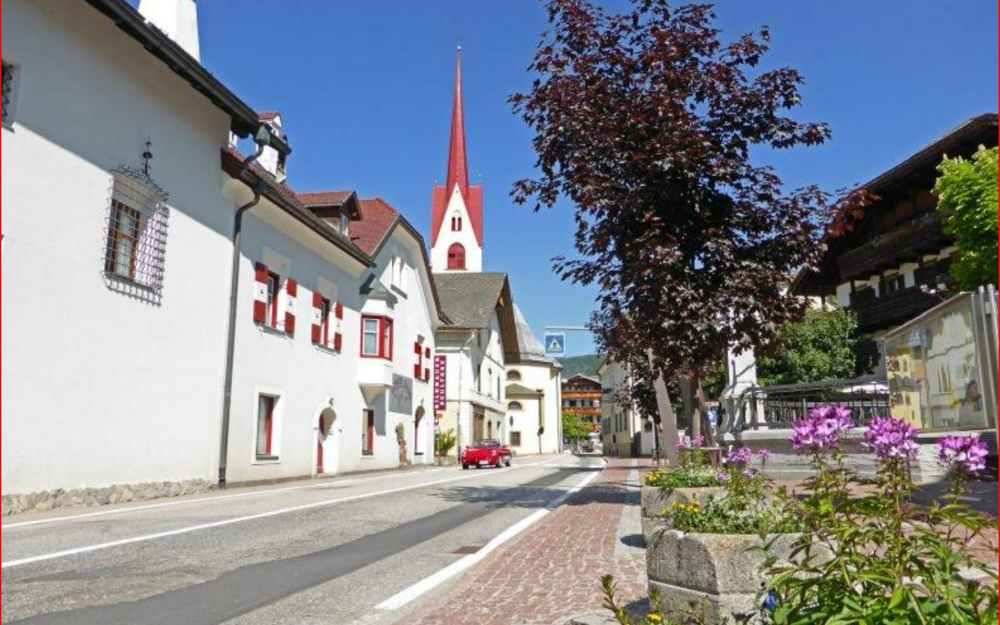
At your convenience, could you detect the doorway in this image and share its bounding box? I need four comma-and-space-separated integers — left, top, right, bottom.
317, 409, 336, 475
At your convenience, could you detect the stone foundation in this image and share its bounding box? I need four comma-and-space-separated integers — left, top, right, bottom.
2, 479, 214, 517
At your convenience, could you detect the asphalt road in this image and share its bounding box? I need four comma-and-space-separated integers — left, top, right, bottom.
1, 454, 604, 625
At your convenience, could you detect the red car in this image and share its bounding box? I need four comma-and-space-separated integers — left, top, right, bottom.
461, 440, 513, 470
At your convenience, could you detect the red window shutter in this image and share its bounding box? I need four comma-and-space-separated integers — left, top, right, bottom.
253, 263, 269, 324
285, 279, 298, 336
333, 302, 345, 352
311, 292, 323, 344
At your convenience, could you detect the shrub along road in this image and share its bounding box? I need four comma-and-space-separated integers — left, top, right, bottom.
0, 455, 603, 625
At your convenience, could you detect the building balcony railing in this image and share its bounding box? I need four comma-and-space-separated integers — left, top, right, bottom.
852, 286, 945, 333
838, 212, 951, 280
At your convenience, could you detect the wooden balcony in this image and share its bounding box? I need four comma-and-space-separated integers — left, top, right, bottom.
853, 286, 944, 333
838, 212, 951, 280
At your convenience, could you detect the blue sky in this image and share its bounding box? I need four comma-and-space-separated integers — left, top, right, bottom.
148, 0, 997, 356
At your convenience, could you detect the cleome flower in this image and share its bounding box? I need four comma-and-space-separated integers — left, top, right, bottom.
863, 417, 919, 462
938, 436, 989, 476
791, 405, 854, 454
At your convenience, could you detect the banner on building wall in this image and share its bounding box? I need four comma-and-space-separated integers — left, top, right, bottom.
434, 355, 447, 411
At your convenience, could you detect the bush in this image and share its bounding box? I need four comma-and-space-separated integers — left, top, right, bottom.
936, 147, 1000, 290
436, 429, 457, 457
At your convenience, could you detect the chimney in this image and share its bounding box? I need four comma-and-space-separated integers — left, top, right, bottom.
257, 113, 287, 182
139, 0, 201, 62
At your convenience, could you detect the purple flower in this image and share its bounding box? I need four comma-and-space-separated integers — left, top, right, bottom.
728, 447, 753, 464
757, 449, 773, 462
691, 436, 706, 449
717, 471, 732, 484
742, 468, 758, 480
791, 405, 855, 454
676, 439, 691, 450
863, 417, 920, 462
939, 436, 989, 476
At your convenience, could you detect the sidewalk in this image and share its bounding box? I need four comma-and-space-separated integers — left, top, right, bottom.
406, 458, 646, 625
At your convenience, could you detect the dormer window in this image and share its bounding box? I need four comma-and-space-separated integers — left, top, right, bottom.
338, 213, 350, 236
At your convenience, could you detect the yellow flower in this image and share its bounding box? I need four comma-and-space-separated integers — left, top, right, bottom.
648, 615, 663, 624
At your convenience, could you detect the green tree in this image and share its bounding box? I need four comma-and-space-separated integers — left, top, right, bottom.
562, 412, 589, 445
935, 147, 1000, 290
757, 307, 860, 387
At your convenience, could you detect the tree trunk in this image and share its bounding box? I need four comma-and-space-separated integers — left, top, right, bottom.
647, 350, 680, 465
680, 374, 698, 441
691, 370, 715, 447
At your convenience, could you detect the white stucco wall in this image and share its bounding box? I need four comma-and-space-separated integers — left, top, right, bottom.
223, 188, 440, 484
2, 0, 236, 495
506, 362, 562, 455
431, 188, 483, 273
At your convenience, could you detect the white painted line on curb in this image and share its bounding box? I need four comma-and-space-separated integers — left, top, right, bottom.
1, 468, 454, 532
375, 466, 603, 611
1, 460, 555, 570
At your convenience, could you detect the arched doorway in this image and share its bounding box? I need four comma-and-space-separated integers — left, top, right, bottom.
317, 409, 336, 475
414, 407, 426, 460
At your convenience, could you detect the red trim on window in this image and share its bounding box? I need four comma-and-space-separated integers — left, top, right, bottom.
311, 292, 324, 344
267, 272, 281, 329
285, 278, 297, 337
361, 315, 394, 360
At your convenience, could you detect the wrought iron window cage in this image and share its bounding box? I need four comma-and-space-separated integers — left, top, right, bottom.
2, 61, 13, 124
102, 166, 170, 300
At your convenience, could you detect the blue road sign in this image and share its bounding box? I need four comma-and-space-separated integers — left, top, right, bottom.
544, 333, 566, 357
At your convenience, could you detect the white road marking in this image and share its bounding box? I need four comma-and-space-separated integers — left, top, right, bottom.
0, 460, 554, 570
1, 467, 456, 531
376, 465, 603, 611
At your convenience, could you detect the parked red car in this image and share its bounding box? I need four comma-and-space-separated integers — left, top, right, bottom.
461, 440, 513, 470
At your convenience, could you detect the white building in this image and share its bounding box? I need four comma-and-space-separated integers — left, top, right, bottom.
433, 273, 517, 451
2, 0, 443, 513
2, 0, 288, 499
599, 359, 655, 457
505, 305, 564, 456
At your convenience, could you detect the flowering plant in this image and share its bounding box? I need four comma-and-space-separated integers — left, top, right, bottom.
601, 576, 753, 625
762, 409, 998, 625
645, 436, 721, 489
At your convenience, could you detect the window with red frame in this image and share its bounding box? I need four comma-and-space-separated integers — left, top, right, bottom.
256, 395, 277, 459
319, 298, 332, 346
361, 316, 393, 360
265, 272, 281, 329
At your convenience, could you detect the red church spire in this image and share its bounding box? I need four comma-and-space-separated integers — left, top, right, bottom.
446, 47, 471, 199
432, 46, 484, 249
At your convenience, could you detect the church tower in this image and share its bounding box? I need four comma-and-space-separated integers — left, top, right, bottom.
431, 48, 484, 273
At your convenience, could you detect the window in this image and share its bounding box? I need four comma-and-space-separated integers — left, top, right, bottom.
2, 61, 13, 125
511, 432, 522, 447
266, 272, 281, 329
886, 274, 906, 294
362, 409, 375, 456
447, 243, 466, 270
319, 298, 332, 346
338, 214, 350, 236
508, 401, 524, 411
451, 214, 463, 232
361, 316, 394, 360
507, 370, 522, 382
102, 169, 170, 295
256, 395, 277, 460
106, 200, 141, 280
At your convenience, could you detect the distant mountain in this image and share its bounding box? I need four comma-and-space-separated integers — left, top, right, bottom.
557, 354, 604, 378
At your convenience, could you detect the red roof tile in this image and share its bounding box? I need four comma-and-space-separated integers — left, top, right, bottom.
350, 199, 400, 256
298, 191, 354, 207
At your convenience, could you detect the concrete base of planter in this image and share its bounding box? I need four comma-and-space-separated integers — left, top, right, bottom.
436, 456, 458, 467
647, 529, 802, 620
640, 486, 724, 542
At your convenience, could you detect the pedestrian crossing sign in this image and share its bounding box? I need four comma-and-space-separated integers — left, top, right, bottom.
544, 334, 566, 357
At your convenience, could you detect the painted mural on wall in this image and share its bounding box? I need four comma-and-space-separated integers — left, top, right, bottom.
390, 375, 414, 414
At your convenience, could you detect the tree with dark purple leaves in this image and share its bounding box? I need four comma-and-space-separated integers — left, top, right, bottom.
511, 0, 869, 445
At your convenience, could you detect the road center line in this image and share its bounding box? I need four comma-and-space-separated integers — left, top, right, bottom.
376, 464, 603, 611
1, 459, 554, 570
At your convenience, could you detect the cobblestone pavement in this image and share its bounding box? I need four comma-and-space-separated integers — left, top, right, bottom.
406, 458, 647, 625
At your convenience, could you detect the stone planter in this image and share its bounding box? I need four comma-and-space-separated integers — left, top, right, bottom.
647, 529, 802, 621
436, 455, 458, 467
640, 486, 724, 542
